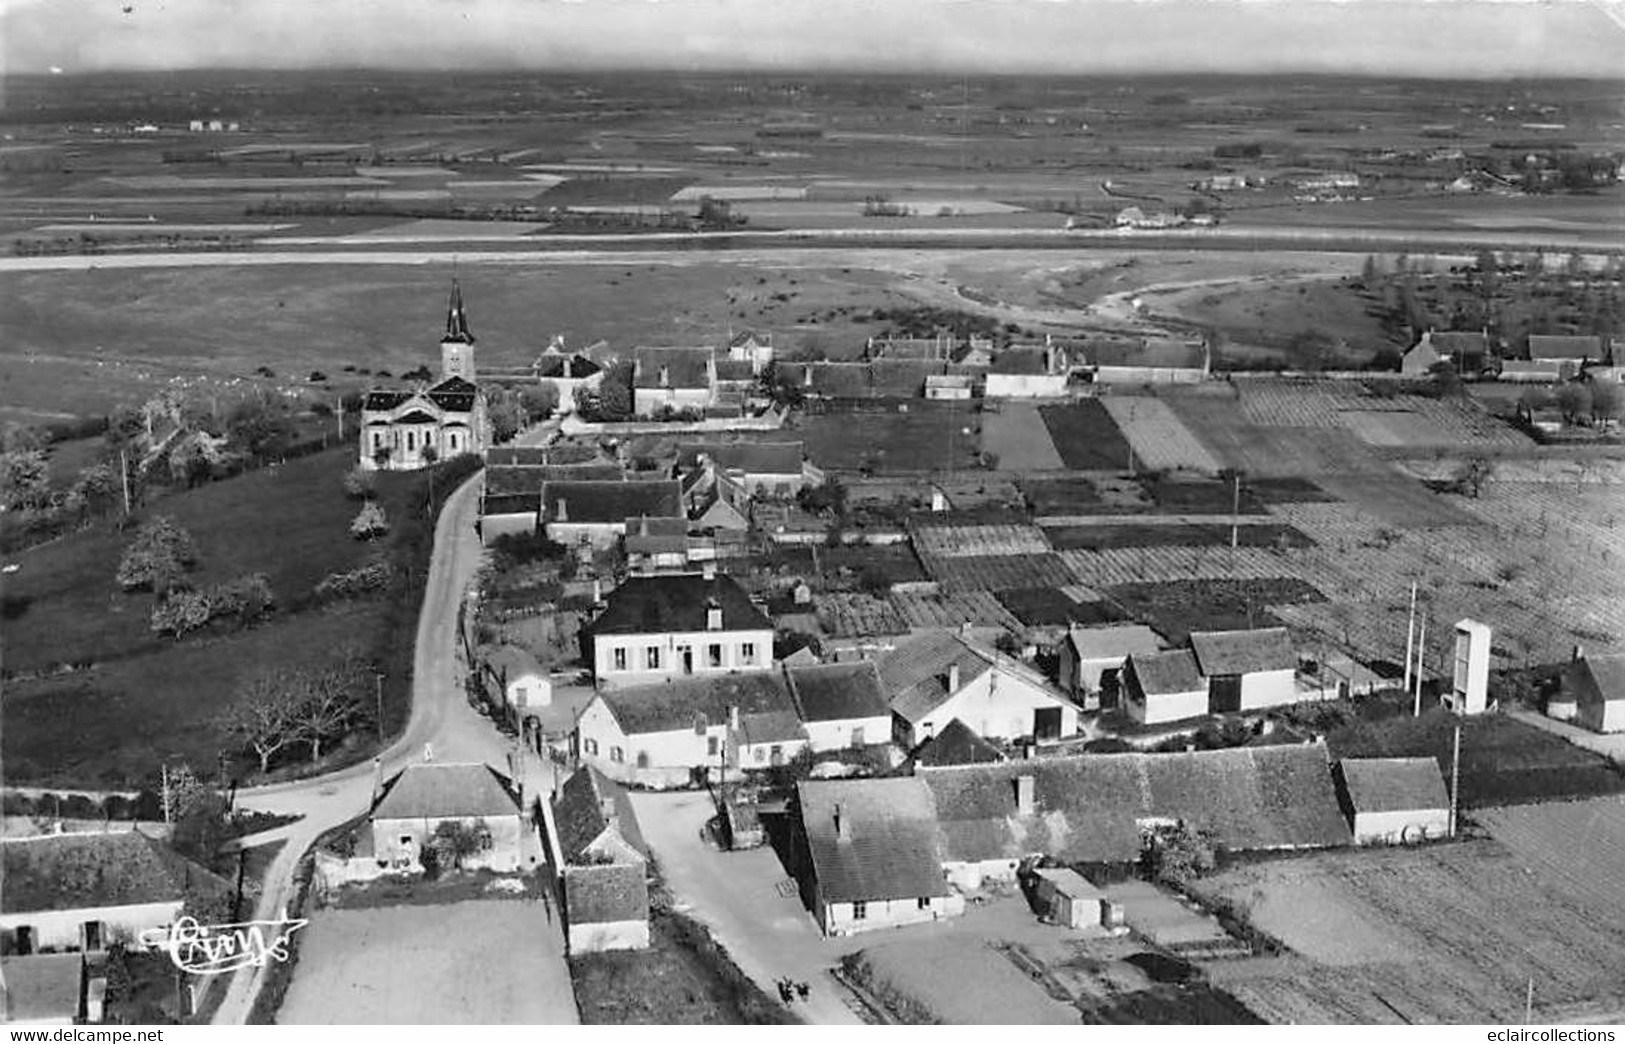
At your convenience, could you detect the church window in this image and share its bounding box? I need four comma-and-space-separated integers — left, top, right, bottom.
406, 432, 416, 451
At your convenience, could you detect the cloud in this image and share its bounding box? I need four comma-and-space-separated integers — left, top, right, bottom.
3, 0, 1621, 78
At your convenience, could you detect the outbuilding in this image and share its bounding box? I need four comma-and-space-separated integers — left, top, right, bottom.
1031, 867, 1107, 930
1333, 757, 1451, 845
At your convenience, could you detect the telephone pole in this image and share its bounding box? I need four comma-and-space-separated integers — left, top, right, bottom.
119, 449, 131, 516
1402, 581, 1418, 696
1413, 616, 1427, 716
1448, 720, 1462, 838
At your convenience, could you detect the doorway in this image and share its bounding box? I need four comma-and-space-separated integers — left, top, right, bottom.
1209, 675, 1242, 714
1033, 707, 1062, 742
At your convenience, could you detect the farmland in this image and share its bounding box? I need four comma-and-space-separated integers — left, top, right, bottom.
789, 403, 984, 474
1038, 402, 1135, 471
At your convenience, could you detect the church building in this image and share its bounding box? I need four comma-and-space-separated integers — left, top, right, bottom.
359, 282, 490, 471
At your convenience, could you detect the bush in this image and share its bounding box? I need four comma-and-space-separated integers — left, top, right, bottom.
342, 466, 377, 500
350, 501, 390, 541
151, 590, 214, 640
314, 556, 393, 602
116, 516, 199, 591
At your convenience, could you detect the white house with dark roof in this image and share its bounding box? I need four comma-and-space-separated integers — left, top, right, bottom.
878, 628, 1079, 750
532, 336, 605, 412
1122, 648, 1208, 725
1057, 623, 1164, 709
785, 660, 892, 752
1529, 335, 1608, 379
359, 281, 489, 471
794, 778, 963, 936
632, 346, 718, 416
480, 644, 550, 717
727, 330, 774, 373
369, 761, 532, 873
541, 479, 683, 551
1333, 757, 1451, 846
676, 441, 816, 496
1403, 329, 1490, 377
1188, 627, 1298, 712
551, 766, 649, 952
1562, 651, 1625, 734
583, 571, 774, 687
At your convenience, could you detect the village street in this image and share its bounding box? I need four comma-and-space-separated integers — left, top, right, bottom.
211, 472, 577, 1025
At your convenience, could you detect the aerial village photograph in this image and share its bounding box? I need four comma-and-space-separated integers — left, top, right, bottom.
2, 0, 1624, 1030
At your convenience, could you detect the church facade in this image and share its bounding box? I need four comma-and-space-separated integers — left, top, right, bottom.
359, 282, 490, 472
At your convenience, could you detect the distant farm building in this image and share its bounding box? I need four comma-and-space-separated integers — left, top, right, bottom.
1403, 330, 1490, 377
1560, 650, 1625, 734
1334, 757, 1451, 846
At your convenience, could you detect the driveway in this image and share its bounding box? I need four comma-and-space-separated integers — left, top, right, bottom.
1509, 708, 1625, 764
629, 790, 865, 1025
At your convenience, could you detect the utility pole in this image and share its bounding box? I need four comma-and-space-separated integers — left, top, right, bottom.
119, 449, 131, 516
1448, 720, 1462, 838
374, 671, 385, 740
1525, 977, 1534, 1025
1403, 581, 1418, 696
1413, 616, 1427, 716
160, 762, 171, 825
1230, 469, 1241, 550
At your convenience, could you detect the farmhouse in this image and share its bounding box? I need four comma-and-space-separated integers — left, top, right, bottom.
1115, 206, 1185, 230
1189, 627, 1299, 712
632, 346, 718, 416
902, 718, 1008, 770
541, 479, 683, 551
369, 761, 531, 873
794, 778, 961, 937
1561, 651, 1625, 734
878, 628, 1079, 749
1057, 623, 1163, 710
480, 644, 550, 718
583, 571, 774, 686
624, 515, 706, 574
1087, 336, 1210, 384
0, 831, 231, 957
1030, 867, 1108, 930
983, 346, 1068, 399
359, 281, 489, 472
1402, 330, 1490, 377
1122, 649, 1208, 725
529, 337, 605, 412
1333, 757, 1451, 845
727, 330, 774, 372
1529, 335, 1609, 379
1499, 359, 1566, 383
924, 373, 975, 400
552, 766, 650, 953
676, 441, 815, 496
785, 660, 893, 752
679, 462, 751, 532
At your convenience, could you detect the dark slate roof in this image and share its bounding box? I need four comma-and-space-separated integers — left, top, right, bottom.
1337, 757, 1450, 814
1565, 653, 1625, 709
482, 493, 539, 517
553, 765, 647, 863
797, 778, 950, 903
587, 573, 769, 636
597, 671, 796, 736
879, 630, 993, 723
1, 831, 230, 915
911, 718, 1008, 767
714, 359, 758, 382
738, 710, 809, 746
1424, 331, 1490, 354
633, 346, 714, 389
786, 661, 890, 723
364, 390, 412, 411
1127, 649, 1204, 696
921, 742, 1350, 865
1086, 338, 1207, 369
1189, 628, 1296, 676
678, 441, 804, 476
394, 409, 441, 424
542, 480, 682, 525
0, 954, 83, 1023
989, 347, 1049, 375
426, 376, 479, 413
1529, 335, 1605, 361
487, 465, 622, 496
535, 354, 601, 379
489, 444, 605, 467
563, 863, 649, 925
371, 762, 521, 820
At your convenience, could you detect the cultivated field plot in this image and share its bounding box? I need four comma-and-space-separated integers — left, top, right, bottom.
1312, 474, 1480, 527
814, 593, 907, 638
1061, 547, 1319, 587
1473, 797, 1625, 916
1102, 578, 1323, 643
890, 590, 1024, 632
995, 587, 1124, 627
1038, 402, 1135, 471
1336, 409, 1456, 447
980, 402, 1065, 471
919, 552, 1077, 594
277, 899, 576, 1024
847, 940, 1078, 1025
793, 408, 984, 474
1100, 397, 1223, 473
1191, 841, 1625, 1023
1161, 395, 1386, 477
910, 522, 1052, 558
1044, 523, 1313, 552
1232, 380, 1530, 449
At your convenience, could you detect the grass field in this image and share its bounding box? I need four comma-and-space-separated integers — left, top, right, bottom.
979, 402, 1064, 471
1038, 401, 1134, 471
277, 899, 577, 1024
790, 405, 983, 474
845, 940, 1078, 1025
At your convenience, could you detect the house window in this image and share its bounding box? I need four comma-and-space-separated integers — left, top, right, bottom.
583, 738, 599, 756
406, 431, 416, 451
707, 643, 723, 668
694, 714, 708, 735
739, 642, 756, 665
753, 746, 765, 763
770, 745, 784, 766
449, 433, 459, 451
852, 901, 868, 921
636, 751, 650, 769
646, 646, 662, 670
917, 897, 931, 910
514, 685, 528, 704
707, 735, 719, 756
610, 746, 624, 763
850, 726, 865, 748
612, 648, 627, 671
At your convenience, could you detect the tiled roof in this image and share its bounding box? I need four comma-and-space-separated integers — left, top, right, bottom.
1189, 627, 1296, 676
484, 644, 544, 681
587, 573, 769, 636
0, 954, 82, 1023
878, 630, 994, 724
487, 464, 622, 495
1565, 653, 1625, 708
1065, 624, 1163, 661
481, 493, 538, 517
911, 718, 1008, 767
363, 390, 412, 411
1, 831, 230, 915
371, 762, 521, 821
562, 862, 648, 925
1128, 649, 1204, 696
1528, 335, 1605, 361
989, 347, 1049, 375
488, 444, 605, 467
633, 346, 714, 389
426, 376, 479, 413
553, 765, 647, 863
1337, 757, 1449, 814
714, 359, 757, 382
738, 710, 809, 746
1423, 331, 1489, 354
678, 441, 804, 476
542, 480, 682, 525
597, 671, 795, 736
797, 779, 950, 903
787, 660, 890, 723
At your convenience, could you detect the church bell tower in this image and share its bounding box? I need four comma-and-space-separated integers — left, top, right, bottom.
440, 280, 476, 382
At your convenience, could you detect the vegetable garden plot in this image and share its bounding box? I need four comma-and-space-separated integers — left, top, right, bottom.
1245, 476, 1339, 504
1102, 577, 1323, 644
1337, 410, 1456, 448
1474, 798, 1625, 917
1141, 474, 1267, 514
890, 590, 1023, 632
1101, 397, 1223, 474
921, 552, 1078, 593
980, 401, 1065, 471
911, 522, 1052, 558
1044, 523, 1314, 552
1236, 380, 1369, 429
814, 593, 906, 638
1061, 546, 1318, 586
1162, 397, 1387, 477
1311, 474, 1480, 528
994, 586, 1124, 627
1038, 401, 1136, 471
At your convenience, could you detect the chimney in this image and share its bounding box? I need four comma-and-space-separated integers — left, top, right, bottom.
555, 497, 568, 522
707, 601, 723, 631
958, 621, 972, 640
931, 487, 946, 512
1014, 774, 1035, 816
947, 663, 961, 694
833, 802, 850, 842
729, 704, 741, 730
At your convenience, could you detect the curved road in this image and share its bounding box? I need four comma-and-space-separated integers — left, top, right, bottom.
210, 472, 524, 1024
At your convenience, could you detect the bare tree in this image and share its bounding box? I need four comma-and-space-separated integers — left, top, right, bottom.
290, 667, 360, 762
220, 673, 305, 774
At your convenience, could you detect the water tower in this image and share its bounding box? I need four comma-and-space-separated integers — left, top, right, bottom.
1446, 618, 1491, 715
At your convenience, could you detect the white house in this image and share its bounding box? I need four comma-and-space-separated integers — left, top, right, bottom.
369, 762, 532, 873
924, 374, 974, 400
1122, 649, 1207, 725
676, 441, 816, 497
541, 479, 683, 551
552, 766, 650, 953
795, 778, 962, 937
727, 330, 774, 373
481, 644, 551, 715
878, 629, 1079, 749
1, 831, 231, 958
1564, 651, 1625, 734
1188, 628, 1298, 713
1057, 623, 1163, 710
632, 346, 717, 416
982, 346, 1068, 398
785, 660, 893, 752
1334, 757, 1451, 846
584, 571, 774, 687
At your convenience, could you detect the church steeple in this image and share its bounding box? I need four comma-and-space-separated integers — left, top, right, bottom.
444, 280, 474, 345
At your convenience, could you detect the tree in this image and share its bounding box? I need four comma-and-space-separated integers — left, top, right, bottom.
427, 819, 491, 875
1148, 824, 1218, 886
116, 516, 199, 591
342, 465, 377, 500
1556, 382, 1594, 424
0, 450, 49, 510
487, 392, 523, 444
164, 764, 232, 865
207, 573, 275, 629
420, 445, 439, 467
1450, 456, 1494, 499
225, 398, 294, 461
596, 361, 634, 419
1588, 381, 1623, 428
518, 384, 560, 423
1359, 254, 1379, 287
150, 589, 213, 640
71, 464, 117, 516
220, 672, 305, 774
290, 666, 360, 761
350, 501, 390, 541
1427, 360, 1464, 398
168, 437, 214, 488
0, 424, 46, 454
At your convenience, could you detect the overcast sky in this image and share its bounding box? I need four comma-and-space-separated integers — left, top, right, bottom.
3, 0, 1623, 78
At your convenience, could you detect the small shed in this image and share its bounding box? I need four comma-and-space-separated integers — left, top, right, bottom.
1031, 867, 1107, 930
1334, 757, 1451, 845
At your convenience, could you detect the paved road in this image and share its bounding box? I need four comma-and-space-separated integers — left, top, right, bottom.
211, 473, 576, 1025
